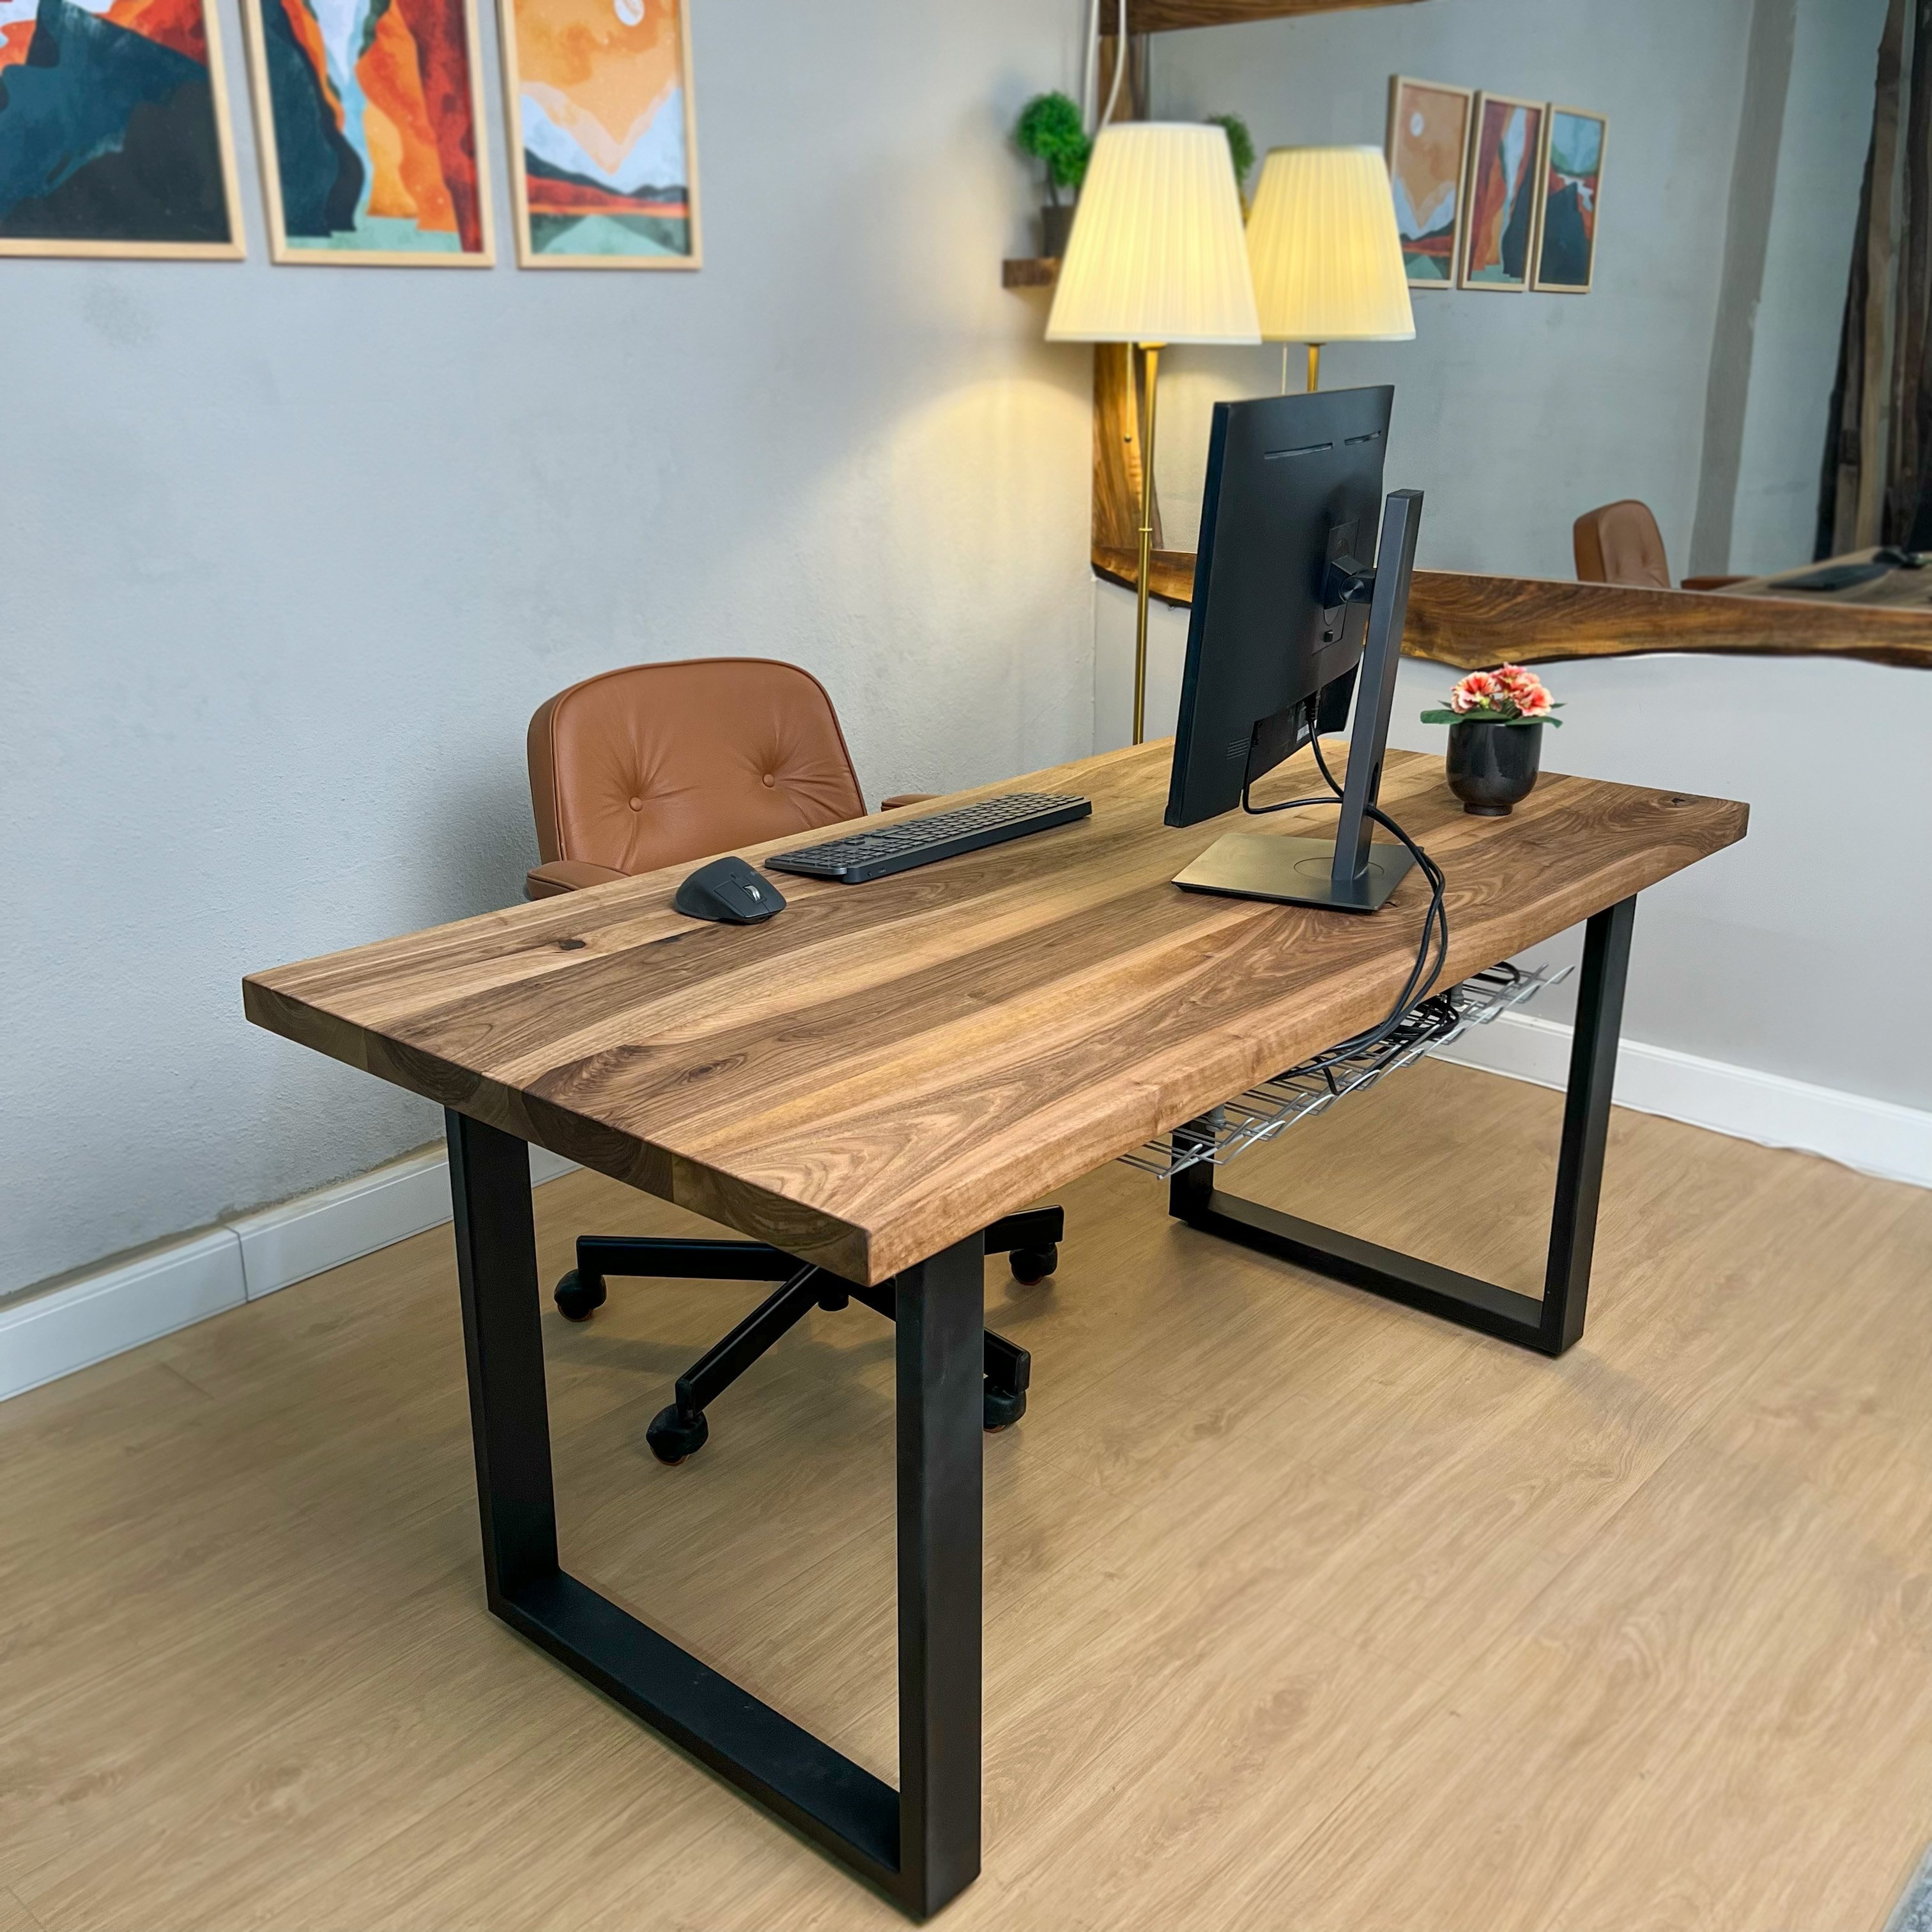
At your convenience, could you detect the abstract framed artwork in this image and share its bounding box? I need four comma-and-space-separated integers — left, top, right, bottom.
241, 0, 495, 264
498, 0, 701, 269
1385, 75, 1472, 289
1459, 91, 1545, 293
1533, 105, 1607, 293
0, 0, 245, 258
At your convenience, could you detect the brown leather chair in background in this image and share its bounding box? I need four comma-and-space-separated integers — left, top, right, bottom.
1573, 500, 1744, 592
523, 655, 1061, 1463
525, 656, 930, 900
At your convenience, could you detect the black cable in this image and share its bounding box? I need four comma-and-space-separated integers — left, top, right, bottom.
1238, 720, 1449, 1068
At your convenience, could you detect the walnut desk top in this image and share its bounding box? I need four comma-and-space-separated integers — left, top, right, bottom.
244, 742, 1747, 1285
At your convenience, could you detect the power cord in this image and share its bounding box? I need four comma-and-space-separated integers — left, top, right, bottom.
1239, 723, 1450, 1070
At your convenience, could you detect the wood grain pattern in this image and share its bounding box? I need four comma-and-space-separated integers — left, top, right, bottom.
1127, 0, 1422, 27
1403, 568, 1932, 671
1002, 257, 1060, 289
1091, 544, 1932, 670
245, 744, 1745, 1285
4, 1070, 1928, 1931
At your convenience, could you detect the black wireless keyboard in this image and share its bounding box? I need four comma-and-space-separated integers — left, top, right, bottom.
766, 792, 1092, 884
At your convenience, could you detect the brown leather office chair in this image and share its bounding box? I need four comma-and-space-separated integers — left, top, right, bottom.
1572, 500, 1744, 592
525, 657, 1061, 1462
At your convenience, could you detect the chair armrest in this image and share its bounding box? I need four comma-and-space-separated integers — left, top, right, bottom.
526, 859, 631, 900
881, 793, 939, 809
1681, 574, 1747, 591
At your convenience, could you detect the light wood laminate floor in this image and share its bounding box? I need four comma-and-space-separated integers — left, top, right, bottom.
3, 1061, 1928, 1931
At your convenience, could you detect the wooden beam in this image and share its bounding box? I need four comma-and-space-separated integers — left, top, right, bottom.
1091, 544, 1932, 671
1128, 0, 1422, 30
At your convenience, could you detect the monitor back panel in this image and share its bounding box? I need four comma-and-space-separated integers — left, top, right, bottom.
1165, 385, 1393, 827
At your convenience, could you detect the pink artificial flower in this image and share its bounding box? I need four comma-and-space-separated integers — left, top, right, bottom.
1448, 671, 1499, 714
1514, 685, 1553, 718
1493, 664, 1544, 700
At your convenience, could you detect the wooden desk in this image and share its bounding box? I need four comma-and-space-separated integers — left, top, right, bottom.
245, 741, 1745, 1917
1726, 546, 1932, 608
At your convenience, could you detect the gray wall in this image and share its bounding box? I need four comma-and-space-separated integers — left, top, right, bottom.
1726, 0, 1889, 569
0, 0, 1096, 1300
1105, 0, 1932, 1117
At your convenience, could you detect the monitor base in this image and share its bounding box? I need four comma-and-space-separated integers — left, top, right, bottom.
1172, 832, 1416, 914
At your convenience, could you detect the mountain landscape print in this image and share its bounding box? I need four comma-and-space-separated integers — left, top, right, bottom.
0, 0, 243, 256
1386, 76, 1472, 288
1534, 106, 1606, 293
244, 0, 494, 263
500, 0, 699, 267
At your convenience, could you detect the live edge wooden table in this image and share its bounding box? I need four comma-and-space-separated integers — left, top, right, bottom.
243, 740, 1746, 1919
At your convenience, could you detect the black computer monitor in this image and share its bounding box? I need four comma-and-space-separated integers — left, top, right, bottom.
1165, 385, 1424, 914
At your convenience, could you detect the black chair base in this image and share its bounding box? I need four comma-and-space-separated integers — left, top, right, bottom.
553, 1211, 1062, 1466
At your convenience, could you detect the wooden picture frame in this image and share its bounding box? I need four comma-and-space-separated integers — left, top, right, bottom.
1531, 104, 1607, 294
1459, 90, 1546, 293
0, 0, 246, 260
497, 0, 702, 271
1385, 75, 1473, 290
240, 0, 496, 266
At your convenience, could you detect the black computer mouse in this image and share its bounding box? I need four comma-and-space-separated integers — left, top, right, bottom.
674, 856, 786, 924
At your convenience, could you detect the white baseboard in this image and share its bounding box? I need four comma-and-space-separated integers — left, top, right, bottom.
1438, 1012, 1932, 1192
0, 1142, 579, 1404
0, 1229, 247, 1404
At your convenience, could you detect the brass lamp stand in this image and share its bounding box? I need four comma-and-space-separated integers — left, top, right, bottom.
1132, 341, 1162, 745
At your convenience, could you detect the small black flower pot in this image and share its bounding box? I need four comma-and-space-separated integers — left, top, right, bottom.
1040, 203, 1076, 259
1446, 718, 1544, 816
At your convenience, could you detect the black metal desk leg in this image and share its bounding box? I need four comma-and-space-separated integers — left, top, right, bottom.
448, 1108, 559, 1602
1539, 893, 1637, 1353
444, 1110, 984, 1918
1171, 896, 1638, 1358
895, 1234, 986, 1915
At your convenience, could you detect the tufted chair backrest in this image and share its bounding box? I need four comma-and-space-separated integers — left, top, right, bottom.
1573, 499, 1673, 590
526, 658, 868, 878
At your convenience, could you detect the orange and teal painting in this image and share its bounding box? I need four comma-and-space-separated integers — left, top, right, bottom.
1460, 93, 1544, 293
245, 0, 493, 262
0, 0, 243, 255
500, 0, 700, 268
1533, 107, 1606, 293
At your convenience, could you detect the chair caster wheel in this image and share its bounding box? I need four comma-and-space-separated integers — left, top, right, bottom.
983, 1385, 1027, 1431
1008, 1244, 1057, 1287
553, 1268, 607, 1322
647, 1405, 709, 1465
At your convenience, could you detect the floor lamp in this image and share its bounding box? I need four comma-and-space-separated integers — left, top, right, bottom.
1245, 146, 1414, 393
1048, 123, 1259, 746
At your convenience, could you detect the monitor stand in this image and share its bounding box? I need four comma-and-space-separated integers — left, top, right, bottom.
1174, 488, 1423, 916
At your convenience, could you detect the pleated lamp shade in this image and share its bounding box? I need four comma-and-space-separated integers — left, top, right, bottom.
1046, 123, 1261, 345
1246, 146, 1416, 343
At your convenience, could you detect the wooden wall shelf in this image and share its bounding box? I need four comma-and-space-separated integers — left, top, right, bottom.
1090, 545, 1932, 671
1127, 0, 1420, 27
1003, 257, 1060, 289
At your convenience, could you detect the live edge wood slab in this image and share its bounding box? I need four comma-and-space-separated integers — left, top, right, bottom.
1091, 546, 1932, 673
245, 743, 1745, 1287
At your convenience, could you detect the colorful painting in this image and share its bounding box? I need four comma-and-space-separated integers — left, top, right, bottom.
1459, 91, 1545, 292
1385, 76, 1472, 288
0, 0, 244, 257
243, 0, 494, 264
498, 0, 700, 269
1533, 105, 1606, 293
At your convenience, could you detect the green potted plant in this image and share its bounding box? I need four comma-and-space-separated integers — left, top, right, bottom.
1208, 112, 1256, 211
1421, 665, 1563, 816
1014, 91, 1091, 258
